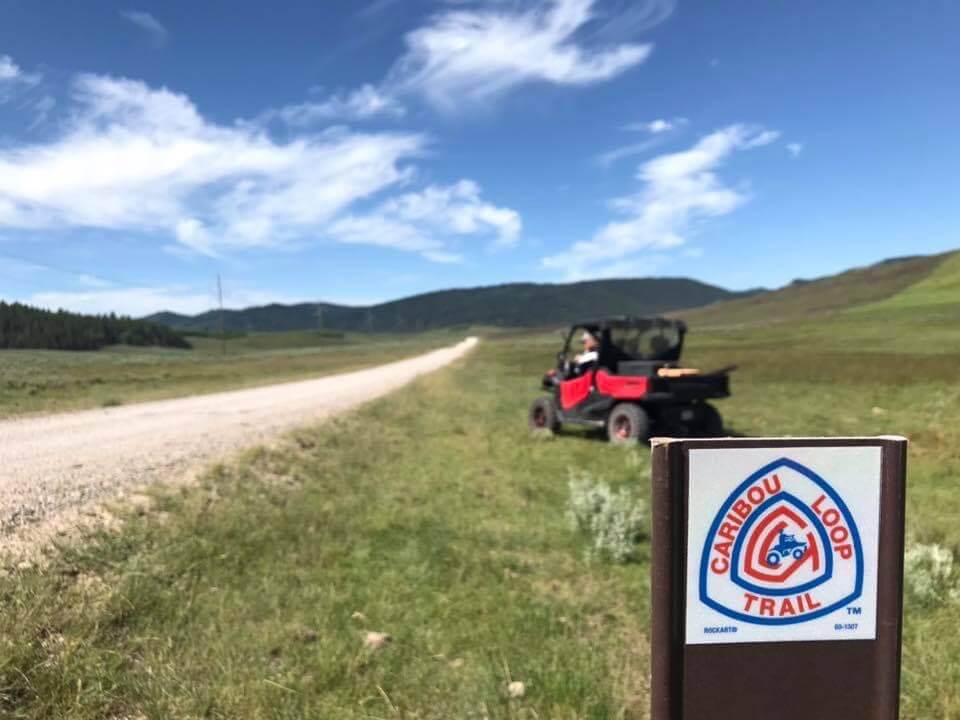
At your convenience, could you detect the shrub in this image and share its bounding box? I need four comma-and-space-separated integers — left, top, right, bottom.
566, 469, 647, 563
903, 542, 959, 608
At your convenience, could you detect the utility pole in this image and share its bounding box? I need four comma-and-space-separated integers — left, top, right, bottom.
217, 274, 225, 356
315, 304, 324, 332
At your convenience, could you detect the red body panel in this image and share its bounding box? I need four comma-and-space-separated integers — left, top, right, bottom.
596, 370, 649, 399
559, 373, 592, 410
559, 370, 649, 411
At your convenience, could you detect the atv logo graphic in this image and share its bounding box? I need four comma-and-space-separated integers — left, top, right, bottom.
700, 458, 864, 625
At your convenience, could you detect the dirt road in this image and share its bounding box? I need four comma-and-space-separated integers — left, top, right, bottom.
0, 338, 476, 548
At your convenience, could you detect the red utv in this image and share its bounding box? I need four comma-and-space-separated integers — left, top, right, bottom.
528, 317, 733, 444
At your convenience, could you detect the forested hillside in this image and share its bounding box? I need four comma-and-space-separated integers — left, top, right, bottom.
0, 302, 191, 351
149, 277, 751, 333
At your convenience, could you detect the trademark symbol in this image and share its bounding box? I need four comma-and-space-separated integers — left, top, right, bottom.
847, 606, 862, 615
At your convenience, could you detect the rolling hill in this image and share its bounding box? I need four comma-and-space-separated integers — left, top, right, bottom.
148, 277, 753, 333
676, 252, 954, 328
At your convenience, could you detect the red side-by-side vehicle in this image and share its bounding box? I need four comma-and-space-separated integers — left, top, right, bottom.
528, 316, 734, 444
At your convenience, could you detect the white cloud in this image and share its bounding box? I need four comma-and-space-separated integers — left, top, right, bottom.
0, 74, 428, 253
623, 117, 681, 134
787, 142, 803, 157
597, 117, 686, 167
174, 218, 217, 257
269, 84, 405, 125
0, 54, 40, 92
0, 73, 520, 264
595, 137, 661, 168
328, 179, 521, 262
28, 95, 57, 130
120, 10, 169, 47
388, 0, 653, 110
0, 56, 21, 81
586, 0, 675, 40
27, 285, 298, 317
421, 250, 463, 264
544, 124, 779, 279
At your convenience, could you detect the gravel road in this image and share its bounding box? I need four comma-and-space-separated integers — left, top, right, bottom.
0, 338, 476, 547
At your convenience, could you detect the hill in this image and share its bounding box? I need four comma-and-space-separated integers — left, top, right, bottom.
148, 277, 750, 333
677, 252, 953, 328
850, 251, 960, 315
0, 301, 191, 351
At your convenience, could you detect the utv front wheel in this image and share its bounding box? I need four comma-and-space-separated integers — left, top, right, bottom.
529, 396, 560, 434
607, 403, 650, 445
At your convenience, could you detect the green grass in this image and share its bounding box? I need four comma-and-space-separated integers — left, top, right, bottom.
0, 329, 461, 417
2, 318, 959, 718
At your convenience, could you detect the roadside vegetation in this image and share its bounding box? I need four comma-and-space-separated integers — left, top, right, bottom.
3, 296, 960, 717
0, 329, 460, 417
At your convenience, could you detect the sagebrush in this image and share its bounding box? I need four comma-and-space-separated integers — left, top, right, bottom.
566, 468, 647, 563
904, 542, 959, 607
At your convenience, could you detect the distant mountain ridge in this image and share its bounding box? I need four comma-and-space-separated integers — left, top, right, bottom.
147, 277, 755, 333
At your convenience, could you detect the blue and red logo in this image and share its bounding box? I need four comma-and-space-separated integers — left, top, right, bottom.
699, 458, 864, 625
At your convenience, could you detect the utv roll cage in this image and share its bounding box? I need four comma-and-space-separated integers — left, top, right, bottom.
559, 316, 687, 371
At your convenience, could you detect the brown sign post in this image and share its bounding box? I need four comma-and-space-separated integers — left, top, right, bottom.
651, 437, 907, 720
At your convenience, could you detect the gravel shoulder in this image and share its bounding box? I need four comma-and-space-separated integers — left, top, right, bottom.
0, 338, 476, 555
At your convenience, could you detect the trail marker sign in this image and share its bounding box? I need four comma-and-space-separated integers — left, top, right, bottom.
651, 437, 906, 720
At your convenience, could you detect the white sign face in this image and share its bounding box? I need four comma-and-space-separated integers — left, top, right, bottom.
685, 446, 881, 645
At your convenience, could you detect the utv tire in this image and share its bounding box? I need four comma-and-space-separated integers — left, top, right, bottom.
529, 396, 561, 434
697, 403, 724, 437
607, 403, 650, 445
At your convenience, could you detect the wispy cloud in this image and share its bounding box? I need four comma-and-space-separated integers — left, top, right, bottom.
328, 179, 521, 263
584, 0, 675, 41
387, 0, 657, 111
120, 10, 169, 48
355, 0, 404, 21
27, 95, 56, 130
594, 137, 663, 168
595, 117, 686, 167
622, 117, 685, 134
266, 84, 405, 125
0, 55, 21, 82
0, 73, 519, 264
787, 142, 803, 158
545, 124, 780, 279
0, 54, 40, 95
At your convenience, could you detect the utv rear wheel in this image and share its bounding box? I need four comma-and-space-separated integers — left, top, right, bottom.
529, 396, 560, 434
697, 403, 724, 437
607, 403, 650, 445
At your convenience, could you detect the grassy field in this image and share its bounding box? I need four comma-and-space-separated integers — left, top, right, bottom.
0, 329, 462, 417
2, 304, 959, 718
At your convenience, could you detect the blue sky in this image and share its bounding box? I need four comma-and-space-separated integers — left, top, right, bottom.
0, 0, 957, 315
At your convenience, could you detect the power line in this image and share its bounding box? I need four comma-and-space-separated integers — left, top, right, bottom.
0, 249, 142, 290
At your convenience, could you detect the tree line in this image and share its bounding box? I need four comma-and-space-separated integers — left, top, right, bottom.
0, 302, 191, 351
